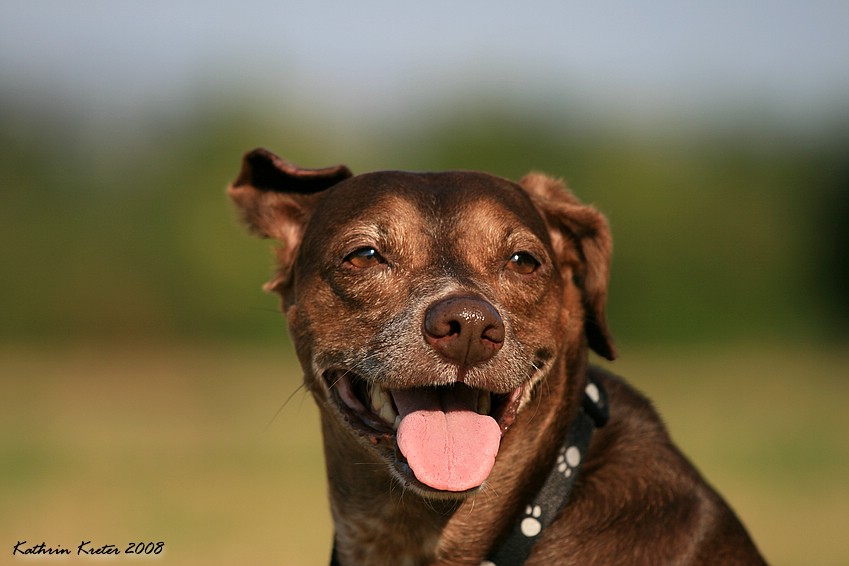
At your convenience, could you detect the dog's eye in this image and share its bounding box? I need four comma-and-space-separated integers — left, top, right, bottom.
506, 252, 540, 275
345, 247, 385, 269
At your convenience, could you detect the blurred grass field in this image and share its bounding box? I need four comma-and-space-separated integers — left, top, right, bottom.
1, 342, 846, 565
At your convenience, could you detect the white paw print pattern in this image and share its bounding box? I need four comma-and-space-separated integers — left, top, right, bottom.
520, 505, 543, 537
557, 445, 582, 478
585, 381, 600, 404
481, 506, 544, 564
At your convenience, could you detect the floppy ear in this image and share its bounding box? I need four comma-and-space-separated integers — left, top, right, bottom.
519, 173, 616, 361
228, 147, 353, 294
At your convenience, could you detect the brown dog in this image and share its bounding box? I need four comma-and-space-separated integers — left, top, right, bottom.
229, 148, 766, 565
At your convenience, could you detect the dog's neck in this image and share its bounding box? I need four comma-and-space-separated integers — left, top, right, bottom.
321, 355, 587, 566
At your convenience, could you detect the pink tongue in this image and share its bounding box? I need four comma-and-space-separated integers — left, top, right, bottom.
393, 386, 501, 492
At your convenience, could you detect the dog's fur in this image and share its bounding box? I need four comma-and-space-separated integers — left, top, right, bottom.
230, 148, 766, 565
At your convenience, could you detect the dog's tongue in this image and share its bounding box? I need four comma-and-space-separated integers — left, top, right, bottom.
393, 385, 501, 492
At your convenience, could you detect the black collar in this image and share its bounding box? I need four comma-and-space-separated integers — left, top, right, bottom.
484, 375, 608, 565
329, 376, 609, 566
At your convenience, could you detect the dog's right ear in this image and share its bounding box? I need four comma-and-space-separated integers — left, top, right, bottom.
228, 148, 353, 293
519, 173, 616, 361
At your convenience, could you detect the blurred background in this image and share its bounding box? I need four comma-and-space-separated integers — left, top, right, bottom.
1, 1, 847, 564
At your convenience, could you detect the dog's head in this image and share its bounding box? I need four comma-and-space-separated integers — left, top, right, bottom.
230, 148, 614, 498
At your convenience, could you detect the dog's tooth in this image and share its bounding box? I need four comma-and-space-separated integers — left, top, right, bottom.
477, 391, 491, 415
370, 384, 385, 411
379, 400, 397, 425
393, 415, 401, 431
370, 385, 397, 425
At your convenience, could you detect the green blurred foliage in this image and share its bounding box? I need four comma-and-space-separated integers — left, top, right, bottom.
1, 92, 847, 345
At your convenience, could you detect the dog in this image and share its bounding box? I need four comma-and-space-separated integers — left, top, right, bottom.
229, 148, 766, 565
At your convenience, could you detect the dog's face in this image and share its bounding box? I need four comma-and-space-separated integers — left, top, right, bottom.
230, 149, 614, 499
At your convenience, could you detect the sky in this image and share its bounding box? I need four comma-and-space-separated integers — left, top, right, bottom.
1, 1, 848, 130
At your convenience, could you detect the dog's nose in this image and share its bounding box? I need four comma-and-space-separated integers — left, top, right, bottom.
423, 296, 504, 369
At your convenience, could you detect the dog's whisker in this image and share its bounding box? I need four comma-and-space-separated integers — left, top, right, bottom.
325, 358, 379, 390
246, 305, 283, 315
468, 482, 499, 514
263, 382, 308, 432
325, 369, 351, 391
465, 492, 478, 516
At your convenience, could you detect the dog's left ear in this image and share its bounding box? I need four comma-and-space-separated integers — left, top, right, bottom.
228, 148, 353, 294
519, 173, 616, 361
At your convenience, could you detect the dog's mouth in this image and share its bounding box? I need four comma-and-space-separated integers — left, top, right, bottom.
324, 370, 523, 494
